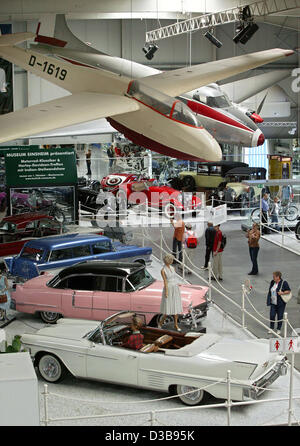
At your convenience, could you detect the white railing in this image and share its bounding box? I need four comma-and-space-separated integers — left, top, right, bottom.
40, 377, 300, 426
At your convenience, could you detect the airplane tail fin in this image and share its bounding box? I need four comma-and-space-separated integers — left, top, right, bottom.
35, 14, 105, 54
0, 32, 35, 46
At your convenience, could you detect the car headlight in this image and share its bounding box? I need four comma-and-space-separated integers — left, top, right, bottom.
231, 191, 237, 199
218, 191, 224, 198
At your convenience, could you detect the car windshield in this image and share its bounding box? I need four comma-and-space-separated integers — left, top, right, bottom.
127, 268, 154, 291
20, 246, 44, 261
0, 221, 16, 232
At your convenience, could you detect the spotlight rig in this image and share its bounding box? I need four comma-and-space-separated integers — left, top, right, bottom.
233, 5, 259, 45
204, 30, 223, 48
142, 42, 159, 60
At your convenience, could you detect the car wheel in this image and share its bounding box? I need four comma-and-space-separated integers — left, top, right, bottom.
163, 202, 177, 219
176, 385, 207, 406
40, 311, 61, 324
156, 314, 174, 327
182, 176, 196, 191
38, 354, 67, 383
251, 208, 260, 223
295, 222, 300, 241
285, 205, 298, 222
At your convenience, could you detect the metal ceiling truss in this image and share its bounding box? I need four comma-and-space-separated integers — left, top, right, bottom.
145, 0, 300, 42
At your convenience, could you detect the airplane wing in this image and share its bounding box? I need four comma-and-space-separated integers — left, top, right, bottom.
142, 49, 294, 97
0, 93, 139, 144
221, 69, 291, 103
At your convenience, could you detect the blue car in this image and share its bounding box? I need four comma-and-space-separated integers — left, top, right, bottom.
4, 233, 152, 281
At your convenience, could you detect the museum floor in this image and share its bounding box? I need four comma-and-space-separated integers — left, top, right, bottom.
3, 217, 300, 425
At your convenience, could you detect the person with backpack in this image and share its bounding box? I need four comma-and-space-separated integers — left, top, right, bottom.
183, 223, 198, 274
212, 224, 225, 281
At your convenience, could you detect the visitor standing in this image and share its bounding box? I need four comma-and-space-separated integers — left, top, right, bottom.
159, 254, 183, 331
212, 224, 223, 280
201, 222, 216, 270
267, 271, 291, 334
86, 148, 92, 176
269, 196, 280, 232
246, 222, 260, 275
183, 223, 197, 274
171, 214, 185, 266
261, 193, 270, 235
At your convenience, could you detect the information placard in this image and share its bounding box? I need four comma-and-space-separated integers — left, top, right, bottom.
5, 147, 77, 186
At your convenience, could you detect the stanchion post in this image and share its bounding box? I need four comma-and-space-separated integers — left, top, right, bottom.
150, 411, 156, 426
283, 311, 288, 338
182, 246, 185, 281
208, 261, 212, 302
78, 201, 81, 225
42, 383, 49, 426
281, 214, 285, 247
288, 352, 295, 426
226, 370, 231, 426
160, 229, 163, 263
241, 284, 246, 329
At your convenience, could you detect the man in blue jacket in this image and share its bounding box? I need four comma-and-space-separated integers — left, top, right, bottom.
267, 271, 291, 335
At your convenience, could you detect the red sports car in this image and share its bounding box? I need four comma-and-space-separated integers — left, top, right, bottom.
100, 173, 201, 217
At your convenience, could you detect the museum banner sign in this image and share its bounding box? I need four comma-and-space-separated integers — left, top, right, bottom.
5, 147, 77, 187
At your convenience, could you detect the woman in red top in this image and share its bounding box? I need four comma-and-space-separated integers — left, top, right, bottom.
212, 224, 223, 281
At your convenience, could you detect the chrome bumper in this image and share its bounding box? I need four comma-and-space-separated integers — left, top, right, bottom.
243, 360, 287, 400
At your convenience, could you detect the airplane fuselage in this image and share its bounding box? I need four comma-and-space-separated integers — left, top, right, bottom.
33, 45, 264, 147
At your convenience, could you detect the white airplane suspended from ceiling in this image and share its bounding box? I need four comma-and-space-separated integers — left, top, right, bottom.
0, 31, 294, 161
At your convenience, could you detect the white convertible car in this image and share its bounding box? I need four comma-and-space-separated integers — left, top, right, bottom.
21, 311, 287, 406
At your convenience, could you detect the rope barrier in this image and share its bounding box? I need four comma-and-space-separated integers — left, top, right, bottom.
45, 379, 225, 406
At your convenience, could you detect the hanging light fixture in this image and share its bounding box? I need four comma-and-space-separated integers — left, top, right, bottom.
204, 29, 223, 48
142, 42, 159, 60
233, 5, 259, 45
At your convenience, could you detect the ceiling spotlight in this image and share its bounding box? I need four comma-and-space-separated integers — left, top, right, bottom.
204, 31, 223, 48
234, 22, 259, 44
142, 43, 159, 60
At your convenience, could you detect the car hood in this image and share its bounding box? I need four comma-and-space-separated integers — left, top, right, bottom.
23, 319, 99, 342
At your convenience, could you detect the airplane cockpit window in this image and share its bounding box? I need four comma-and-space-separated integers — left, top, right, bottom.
206, 95, 231, 108
171, 101, 198, 127
127, 80, 173, 116
192, 93, 207, 105
128, 80, 199, 127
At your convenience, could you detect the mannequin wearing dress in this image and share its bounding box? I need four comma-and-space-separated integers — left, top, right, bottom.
159, 256, 183, 331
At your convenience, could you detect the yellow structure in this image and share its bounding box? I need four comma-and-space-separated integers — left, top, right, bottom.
268, 155, 292, 195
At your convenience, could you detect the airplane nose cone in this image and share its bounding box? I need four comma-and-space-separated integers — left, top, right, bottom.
252, 129, 265, 147
202, 131, 222, 161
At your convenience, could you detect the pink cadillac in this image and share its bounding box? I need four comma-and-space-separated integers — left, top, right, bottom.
11, 260, 208, 328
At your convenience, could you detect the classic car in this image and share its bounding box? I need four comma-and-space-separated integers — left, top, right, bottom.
100, 173, 150, 191
210, 167, 267, 215
20, 311, 288, 406
4, 234, 152, 281
0, 213, 64, 257
11, 261, 208, 325
98, 173, 201, 218
175, 161, 248, 192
